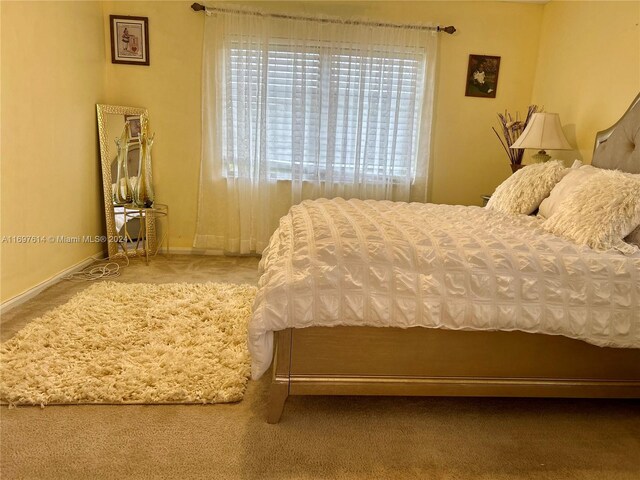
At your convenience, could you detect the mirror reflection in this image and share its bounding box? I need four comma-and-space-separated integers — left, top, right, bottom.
97, 105, 151, 258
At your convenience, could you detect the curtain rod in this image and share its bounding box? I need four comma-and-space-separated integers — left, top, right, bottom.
190, 3, 456, 34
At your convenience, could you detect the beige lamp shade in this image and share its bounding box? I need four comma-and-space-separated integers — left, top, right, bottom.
510, 113, 572, 151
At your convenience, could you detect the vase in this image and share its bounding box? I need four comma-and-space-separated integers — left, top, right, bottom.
134, 118, 155, 208
510, 163, 525, 174
113, 124, 134, 205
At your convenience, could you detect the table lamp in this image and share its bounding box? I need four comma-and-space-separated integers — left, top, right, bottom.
510, 112, 572, 162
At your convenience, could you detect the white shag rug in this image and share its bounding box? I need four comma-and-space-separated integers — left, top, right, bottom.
0, 282, 257, 406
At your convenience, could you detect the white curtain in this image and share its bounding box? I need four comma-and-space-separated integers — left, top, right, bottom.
195, 9, 439, 254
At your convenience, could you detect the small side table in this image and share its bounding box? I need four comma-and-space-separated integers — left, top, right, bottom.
481, 195, 491, 207
121, 203, 169, 264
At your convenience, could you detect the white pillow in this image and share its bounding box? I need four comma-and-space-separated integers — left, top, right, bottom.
542, 169, 640, 253
538, 165, 601, 219
485, 160, 566, 215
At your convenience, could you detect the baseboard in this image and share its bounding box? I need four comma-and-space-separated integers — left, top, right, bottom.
168, 247, 224, 256
168, 247, 260, 257
0, 255, 97, 317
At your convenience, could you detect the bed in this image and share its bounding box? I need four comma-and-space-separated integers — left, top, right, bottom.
251, 94, 640, 423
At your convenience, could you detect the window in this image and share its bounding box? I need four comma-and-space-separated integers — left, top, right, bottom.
224, 39, 427, 182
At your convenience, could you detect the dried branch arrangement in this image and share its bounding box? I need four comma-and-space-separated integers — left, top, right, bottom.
492, 105, 541, 166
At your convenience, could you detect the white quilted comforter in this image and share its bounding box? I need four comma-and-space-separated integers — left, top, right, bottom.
249, 198, 640, 379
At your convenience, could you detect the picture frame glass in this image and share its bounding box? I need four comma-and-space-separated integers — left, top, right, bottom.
465, 55, 500, 98
125, 115, 142, 141
111, 17, 148, 64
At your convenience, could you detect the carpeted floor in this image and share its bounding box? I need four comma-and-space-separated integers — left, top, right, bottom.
1, 256, 639, 480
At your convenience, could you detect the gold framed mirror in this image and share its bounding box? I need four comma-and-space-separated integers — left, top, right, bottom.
96, 104, 148, 258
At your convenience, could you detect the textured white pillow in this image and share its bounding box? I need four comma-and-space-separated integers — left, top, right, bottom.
538, 165, 601, 219
485, 160, 566, 215
542, 170, 640, 253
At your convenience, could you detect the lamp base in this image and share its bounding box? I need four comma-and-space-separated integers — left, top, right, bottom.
531, 150, 551, 163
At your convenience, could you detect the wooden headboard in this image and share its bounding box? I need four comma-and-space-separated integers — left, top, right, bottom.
592, 92, 640, 174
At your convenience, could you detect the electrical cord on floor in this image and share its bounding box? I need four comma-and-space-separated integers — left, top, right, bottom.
63, 253, 130, 282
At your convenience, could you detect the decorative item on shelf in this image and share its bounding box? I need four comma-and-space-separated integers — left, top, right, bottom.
113, 122, 134, 205
134, 114, 155, 208
510, 112, 573, 163
492, 105, 540, 173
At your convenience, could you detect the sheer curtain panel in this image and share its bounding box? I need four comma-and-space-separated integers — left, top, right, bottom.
194, 9, 438, 254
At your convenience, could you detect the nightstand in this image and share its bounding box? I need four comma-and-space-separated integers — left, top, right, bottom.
481, 195, 491, 207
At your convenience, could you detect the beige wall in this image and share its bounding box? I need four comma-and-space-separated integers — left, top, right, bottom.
8, 1, 635, 304
101, 0, 544, 249
531, 0, 640, 164
1, 1, 106, 303
102, 0, 205, 251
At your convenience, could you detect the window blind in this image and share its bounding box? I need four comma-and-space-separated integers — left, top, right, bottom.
224, 40, 426, 182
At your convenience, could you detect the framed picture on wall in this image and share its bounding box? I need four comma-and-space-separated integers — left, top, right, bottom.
125, 115, 142, 141
465, 54, 500, 98
110, 15, 150, 66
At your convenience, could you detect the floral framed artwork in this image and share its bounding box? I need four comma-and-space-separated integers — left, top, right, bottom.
110, 15, 150, 66
465, 54, 500, 98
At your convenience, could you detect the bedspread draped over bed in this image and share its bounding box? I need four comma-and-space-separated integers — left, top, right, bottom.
249, 198, 640, 379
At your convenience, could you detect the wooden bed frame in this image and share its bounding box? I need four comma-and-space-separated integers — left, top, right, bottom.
268, 327, 640, 422
266, 93, 640, 423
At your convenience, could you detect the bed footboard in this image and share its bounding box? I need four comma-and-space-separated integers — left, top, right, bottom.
267, 327, 640, 423
267, 329, 292, 424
